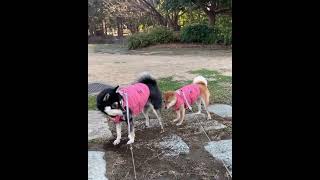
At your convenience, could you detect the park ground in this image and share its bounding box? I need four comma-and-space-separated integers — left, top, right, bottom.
88, 43, 232, 180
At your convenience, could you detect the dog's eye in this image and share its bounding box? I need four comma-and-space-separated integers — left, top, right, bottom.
111, 102, 118, 108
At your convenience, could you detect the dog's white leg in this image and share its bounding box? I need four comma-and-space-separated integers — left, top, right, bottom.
150, 104, 164, 133
195, 98, 202, 114
176, 107, 185, 126
201, 98, 212, 120
142, 111, 150, 127
127, 126, 135, 144
142, 106, 151, 127
127, 119, 135, 144
172, 109, 181, 122
113, 123, 121, 145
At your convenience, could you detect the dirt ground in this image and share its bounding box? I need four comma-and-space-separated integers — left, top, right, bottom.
88, 45, 232, 86
89, 111, 232, 180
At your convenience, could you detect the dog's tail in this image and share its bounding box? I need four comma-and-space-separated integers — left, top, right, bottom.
193, 75, 210, 106
193, 75, 208, 87
137, 72, 162, 110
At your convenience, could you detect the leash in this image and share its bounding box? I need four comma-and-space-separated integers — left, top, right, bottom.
123, 92, 137, 180
180, 90, 232, 178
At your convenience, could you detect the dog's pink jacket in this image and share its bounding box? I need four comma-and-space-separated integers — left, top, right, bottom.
113, 83, 150, 123
174, 84, 200, 111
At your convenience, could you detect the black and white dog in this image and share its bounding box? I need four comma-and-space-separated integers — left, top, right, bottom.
96, 73, 164, 145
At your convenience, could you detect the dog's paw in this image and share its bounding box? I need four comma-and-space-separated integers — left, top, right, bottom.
145, 123, 150, 128
176, 122, 183, 126
173, 118, 179, 122
160, 129, 165, 133
127, 139, 134, 144
113, 139, 121, 145
207, 116, 212, 120
194, 111, 202, 115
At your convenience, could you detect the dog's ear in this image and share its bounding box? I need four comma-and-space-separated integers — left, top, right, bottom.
103, 93, 110, 101
114, 85, 119, 92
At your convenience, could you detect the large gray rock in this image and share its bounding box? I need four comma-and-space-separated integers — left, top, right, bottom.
183, 113, 226, 131
158, 134, 190, 157
207, 104, 232, 118
88, 151, 108, 180
88, 111, 113, 141
204, 140, 232, 174
185, 113, 206, 123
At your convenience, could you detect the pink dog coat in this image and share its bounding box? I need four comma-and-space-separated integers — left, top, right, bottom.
174, 84, 200, 111
113, 83, 150, 123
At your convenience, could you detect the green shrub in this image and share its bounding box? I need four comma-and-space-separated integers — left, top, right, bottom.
128, 26, 175, 49
128, 33, 152, 49
173, 31, 181, 42
180, 23, 216, 44
214, 16, 232, 45
148, 26, 175, 44
127, 34, 140, 50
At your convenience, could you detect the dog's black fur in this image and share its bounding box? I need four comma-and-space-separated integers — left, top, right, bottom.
136, 73, 162, 110
96, 73, 162, 123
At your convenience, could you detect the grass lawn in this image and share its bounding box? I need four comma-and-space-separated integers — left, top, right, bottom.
88, 69, 231, 110
88, 95, 96, 110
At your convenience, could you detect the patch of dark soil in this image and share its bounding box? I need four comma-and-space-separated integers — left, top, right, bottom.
98, 113, 231, 180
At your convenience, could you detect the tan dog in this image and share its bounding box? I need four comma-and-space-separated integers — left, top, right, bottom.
163, 76, 212, 126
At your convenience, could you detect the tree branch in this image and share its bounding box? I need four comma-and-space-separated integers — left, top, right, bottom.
215, 8, 231, 14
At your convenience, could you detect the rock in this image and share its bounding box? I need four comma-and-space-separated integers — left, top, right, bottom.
204, 140, 232, 174
183, 113, 226, 130
207, 104, 232, 118
158, 134, 190, 157
88, 111, 113, 141
185, 113, 206, 123
88, 151, 108, 180
203, 120, 227, 131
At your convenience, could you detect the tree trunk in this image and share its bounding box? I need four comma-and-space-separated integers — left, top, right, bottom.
95, 22, 104, 36
157, 16, 167, 26
117, 17, 123, 38
169, 20, 180, 31
88, 22, 95, 36
173, 13, 180, 31
103, 20, 107, 36
167, 13, 180, 31
93, 26, 97, 36
206, 11, 216, 26
127, 24, 138, 34
201, 5, 216, 26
